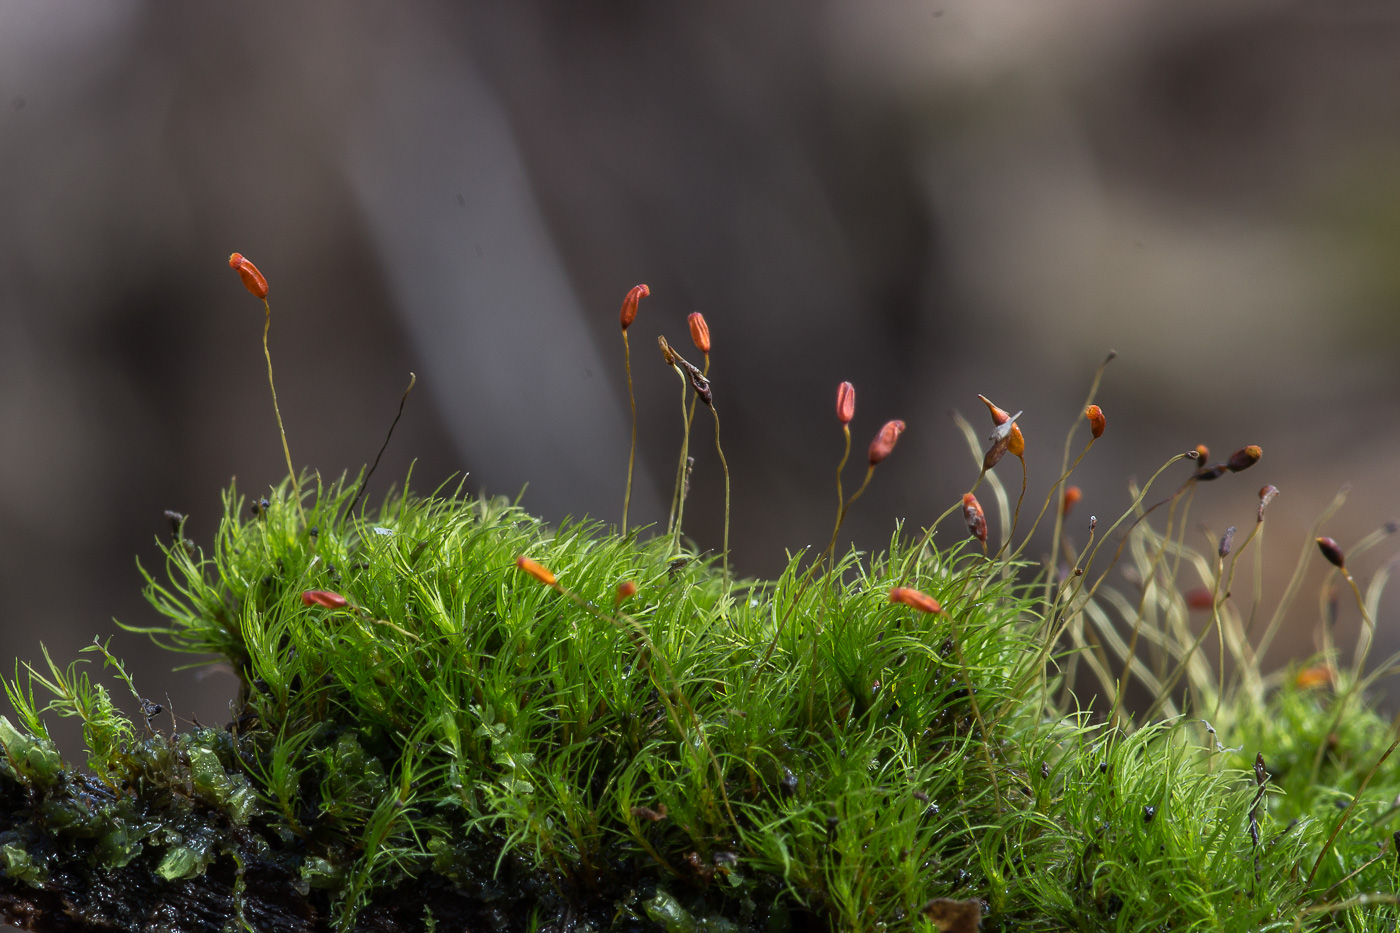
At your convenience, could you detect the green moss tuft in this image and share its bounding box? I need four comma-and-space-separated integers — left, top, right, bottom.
0, 471, 1397, 931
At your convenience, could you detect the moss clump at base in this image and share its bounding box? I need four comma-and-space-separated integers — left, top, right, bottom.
0, 473, 1396, 932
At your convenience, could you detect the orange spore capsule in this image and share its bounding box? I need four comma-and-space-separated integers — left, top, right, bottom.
1295, 665, 1334, 690
977, 395, 1023, 457
687, 312, 710, 354
615, 580, 638, 606
515, 555, 557, 585
889, 587, 942, 614
228, 252, 269, 300
1062, 485, 1082, 516
1085, 405, 1105, 439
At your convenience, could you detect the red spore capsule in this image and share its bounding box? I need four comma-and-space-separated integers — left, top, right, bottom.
1184, 587, 1214, 611
301, 590, 348, 609
867, 420, 906, 466
228, 252, 269, 300
619, 284, 649, 330
836, 382, 856, 425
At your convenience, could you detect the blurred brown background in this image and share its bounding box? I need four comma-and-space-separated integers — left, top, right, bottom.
2, 0, 1399, 754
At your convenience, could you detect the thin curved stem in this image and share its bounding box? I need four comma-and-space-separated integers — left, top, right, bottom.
261, 299, 300, 517
621, 331, 636, 535
668, 366, 692, 556
710, 404, 730, 586
830, 426, 851, 574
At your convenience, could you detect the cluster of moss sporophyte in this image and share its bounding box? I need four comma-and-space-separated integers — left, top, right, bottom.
1, 261, 1399, 932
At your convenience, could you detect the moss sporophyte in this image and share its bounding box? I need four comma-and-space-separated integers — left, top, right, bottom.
1, 269, 1400, 932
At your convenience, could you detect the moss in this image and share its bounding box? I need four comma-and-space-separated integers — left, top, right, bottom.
0, 466, 1396, 931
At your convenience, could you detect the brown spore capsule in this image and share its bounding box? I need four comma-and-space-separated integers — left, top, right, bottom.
962, 493, 987, 545
1226, 445, 1262, 473
1257, 485, 1279, 521
1194, 464, 1227, 481
1316, 536, 1345, 569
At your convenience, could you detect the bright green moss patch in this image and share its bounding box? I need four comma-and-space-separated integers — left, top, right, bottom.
0, 473, 1397, 931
